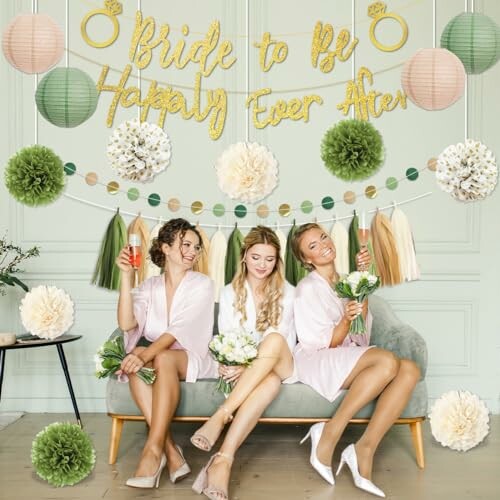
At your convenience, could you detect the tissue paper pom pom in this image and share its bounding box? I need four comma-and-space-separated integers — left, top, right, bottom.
31, 422, 95, 487
215, 142, 278, 203
107, 118, 171, 183
321, 119, 384, 181
19, 285, 74, 339
429, 390, 490, 451
436, 139, 497, 201
4, 145, 65, 206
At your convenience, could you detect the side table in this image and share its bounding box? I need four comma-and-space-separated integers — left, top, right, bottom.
0, 334, 83, 426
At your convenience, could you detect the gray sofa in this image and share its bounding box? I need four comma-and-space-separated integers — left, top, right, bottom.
106, 295, 428, 467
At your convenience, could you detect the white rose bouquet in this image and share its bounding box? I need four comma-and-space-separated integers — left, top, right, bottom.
209, 329, 259, 396
335, 271, 380, 334
94, 336, 156, 384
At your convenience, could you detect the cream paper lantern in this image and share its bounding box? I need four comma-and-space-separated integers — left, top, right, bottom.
401, 48, 466, 110
2, 13, 64, 74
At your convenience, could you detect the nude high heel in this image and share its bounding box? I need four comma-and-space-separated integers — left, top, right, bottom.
190, 406, 233, 452
192, 452, 233, 500
125, 453, 167, 488
299, 422, 334, 485
169, 445, 191, 484
336, 444, 385, 498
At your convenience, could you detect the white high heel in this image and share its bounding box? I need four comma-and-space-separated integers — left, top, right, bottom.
299, 422, 335, 485
336, 444, 385, 498
169, 445, 191, 484
126, 453, 167, 488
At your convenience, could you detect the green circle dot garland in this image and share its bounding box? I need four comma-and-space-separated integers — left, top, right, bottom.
148, 193, 161, 206
386, 177, 398, 190
4, 145, 65, 206
31, 422, 95, 487
321, 119, 384, 181
64, 162, 76, 175
321, 196, 335, 210
301, 200, 314, 214
127, 188, 140, 201
234, 204, 247, 218
406, 168, 419, 181
213, 203, 225, 217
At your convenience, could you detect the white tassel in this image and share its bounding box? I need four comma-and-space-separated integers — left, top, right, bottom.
145, 222, 162, 279
275, 228, 287, 263
331, 222, 349, 276
208, 229, 227, 302
391, 207, 420, 281
195, 224, 211, 276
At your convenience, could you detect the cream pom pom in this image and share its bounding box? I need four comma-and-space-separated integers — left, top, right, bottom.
107, 119, 171, 183
215, 142, 278, 203
19, 285, 74, 339
429, 390, 490, 451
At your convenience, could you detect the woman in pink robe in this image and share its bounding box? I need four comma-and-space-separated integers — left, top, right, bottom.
116, 218, 216, 488
292, 223, 420, 497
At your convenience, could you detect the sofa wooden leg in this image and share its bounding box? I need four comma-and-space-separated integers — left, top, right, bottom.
109, 416, 124, 465
409, 420, 425, 469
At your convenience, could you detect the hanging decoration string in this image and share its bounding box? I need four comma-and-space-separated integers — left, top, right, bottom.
65, 0, 69, 67
137, 0, 142, 121
464, 0, 469, 140
33, 0, 38, 144
245, 0, 250, 141
62, 190, 432, 228
351, 0, 356, 119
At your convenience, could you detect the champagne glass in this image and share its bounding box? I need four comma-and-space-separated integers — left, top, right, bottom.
128, 234, 141, 287
357, 212, 369, 271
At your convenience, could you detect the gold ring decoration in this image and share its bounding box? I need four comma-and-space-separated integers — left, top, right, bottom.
368, 1, 408, 52
81, 0, 122, 49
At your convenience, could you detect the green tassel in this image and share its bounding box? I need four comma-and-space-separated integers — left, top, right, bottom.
225, 226, 243, 285
348, 211, 360, 272
285, 224, 308, 286
92, 211, 127, 290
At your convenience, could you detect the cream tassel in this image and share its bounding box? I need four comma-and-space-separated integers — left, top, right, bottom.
330, 221, 349, 276
275, 227, 287, 263
208, 229, 227, 302
195, 224, 211, 276
145, 222, 162, 279
391, 207, 420, 281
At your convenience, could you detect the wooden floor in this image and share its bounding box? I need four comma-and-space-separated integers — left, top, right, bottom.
0, 413, 498, 500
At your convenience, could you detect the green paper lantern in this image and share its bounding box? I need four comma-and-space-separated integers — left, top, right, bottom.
441, 13, 500, 74
31, 422, 95, 487
35, 67, 98, 127
4, 145, 65, 206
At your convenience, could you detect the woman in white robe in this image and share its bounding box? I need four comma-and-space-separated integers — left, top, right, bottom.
116, 218, 216, 488
190, 226, 296, 500
291, 223, 420, 497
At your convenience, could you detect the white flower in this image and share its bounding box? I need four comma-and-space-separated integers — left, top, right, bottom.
94, 354, 103, 372
436, 139, 498, 202
19, 286, 74, 340
107, 119, 172, 183
429, 390, 490, 451
215, 142, 279, 203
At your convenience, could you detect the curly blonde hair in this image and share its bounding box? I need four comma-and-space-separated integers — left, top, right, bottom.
232, 226, 284, 333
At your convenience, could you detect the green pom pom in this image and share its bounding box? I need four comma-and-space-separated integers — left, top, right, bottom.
4, 145, 65, 206
31, 422, 96, 487
321, 119, 384, 181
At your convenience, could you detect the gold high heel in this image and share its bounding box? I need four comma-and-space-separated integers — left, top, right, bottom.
190, 406, 233, 452
169, 445, 191, 483
125, 453, 167, 488
192, 452, 233, 500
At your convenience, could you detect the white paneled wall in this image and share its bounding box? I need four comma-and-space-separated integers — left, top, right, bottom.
0, 0, 499, 413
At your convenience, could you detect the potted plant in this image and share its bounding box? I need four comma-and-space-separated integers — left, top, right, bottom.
0, 234, 39, 295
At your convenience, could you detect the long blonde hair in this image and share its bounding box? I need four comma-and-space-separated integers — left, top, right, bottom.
233, 226, 284, 333
370, 212, 402, 286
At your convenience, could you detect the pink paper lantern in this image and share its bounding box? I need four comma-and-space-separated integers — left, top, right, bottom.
2, 13, 64, 74
401, 48, 466, 111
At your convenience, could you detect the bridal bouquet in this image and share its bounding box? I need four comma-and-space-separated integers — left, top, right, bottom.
209, 329, 259, 396
94, 335, 156, 384
335, 271, 380, 334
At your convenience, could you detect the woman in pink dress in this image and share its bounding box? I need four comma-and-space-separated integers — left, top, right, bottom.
190, 226, 296, 500
116, 218, 216, 488
292, 223, 420, 498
